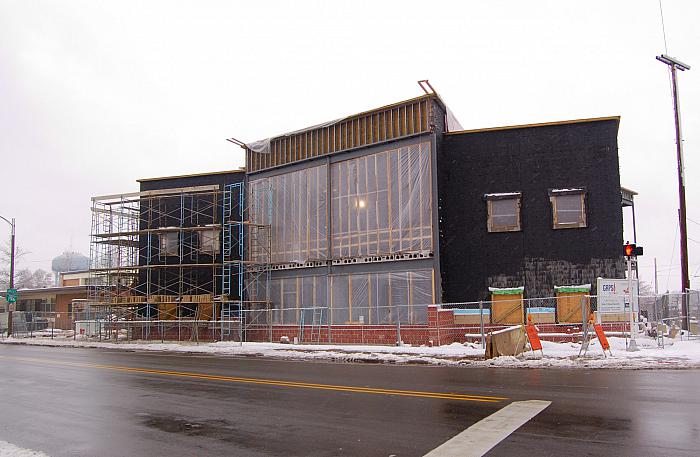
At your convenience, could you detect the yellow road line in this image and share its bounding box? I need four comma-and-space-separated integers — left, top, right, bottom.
0, 354, 506, 403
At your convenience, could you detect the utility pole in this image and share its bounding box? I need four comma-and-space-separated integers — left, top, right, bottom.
0, 215, 15, 336
654, 258, 659, 322
656, 54, 691, 329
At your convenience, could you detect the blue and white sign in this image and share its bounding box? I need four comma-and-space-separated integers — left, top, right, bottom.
597, 278, 638, 313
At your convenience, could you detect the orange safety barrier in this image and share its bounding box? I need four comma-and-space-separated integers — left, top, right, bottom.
525, 324, 543, 352
593, 323, 611, 352
525, 316, 543, 353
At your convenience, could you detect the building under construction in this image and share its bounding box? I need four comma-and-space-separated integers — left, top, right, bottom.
88, 170, 274, 339
89, 86, 628, 343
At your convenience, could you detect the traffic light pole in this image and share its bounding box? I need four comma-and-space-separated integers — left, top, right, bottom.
627, 256, 638, 351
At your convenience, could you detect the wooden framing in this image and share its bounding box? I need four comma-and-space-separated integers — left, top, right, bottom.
247, 96, 435, 173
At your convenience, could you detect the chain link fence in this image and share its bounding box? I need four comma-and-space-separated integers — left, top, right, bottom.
2, 291, 698, 345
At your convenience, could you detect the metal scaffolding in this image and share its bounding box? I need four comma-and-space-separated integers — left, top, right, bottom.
221, 182, 273, 339
87, 182, 272, 340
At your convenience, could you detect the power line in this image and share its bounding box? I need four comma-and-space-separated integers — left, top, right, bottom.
658, 0, 669, 54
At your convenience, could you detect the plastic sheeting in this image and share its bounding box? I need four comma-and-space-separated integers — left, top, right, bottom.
269, 275, 327, 325
268, 269, 433, 325
330, 269, 432, 324
250, 140, 433, 264
246, 117, 339, 155
331, 141, 433, 258
250, 165, 328, 264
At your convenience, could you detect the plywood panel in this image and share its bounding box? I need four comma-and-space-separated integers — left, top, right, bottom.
491, 294, 524, 324
556, 292, 589, 323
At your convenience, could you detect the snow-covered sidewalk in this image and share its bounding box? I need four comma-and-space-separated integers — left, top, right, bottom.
2, 332, 700, 369
0, 440, 50, 457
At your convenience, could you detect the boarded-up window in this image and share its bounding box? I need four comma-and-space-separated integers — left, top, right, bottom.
199, 228, 220, 254
550, 189, 586, 229
485, 193, 521, 232
159, 232, 178, 256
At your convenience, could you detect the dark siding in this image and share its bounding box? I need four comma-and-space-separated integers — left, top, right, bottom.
139, 172, 243, 193
437, 120, 625, 302
137, 172, 245, 301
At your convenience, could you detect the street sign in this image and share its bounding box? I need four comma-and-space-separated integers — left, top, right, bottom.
6, 288, 18, 303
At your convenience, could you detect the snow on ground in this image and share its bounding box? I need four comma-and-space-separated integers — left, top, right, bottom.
2, 332, 700, 369
0, 440, 50, 457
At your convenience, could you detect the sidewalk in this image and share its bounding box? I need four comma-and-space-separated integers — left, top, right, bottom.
2, 331, 700, 369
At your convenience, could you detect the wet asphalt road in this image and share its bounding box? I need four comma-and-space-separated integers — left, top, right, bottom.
0, 344, 698, 457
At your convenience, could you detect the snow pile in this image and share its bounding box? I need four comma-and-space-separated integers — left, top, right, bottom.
0, 440, 50, 457
3, 333, 700, 369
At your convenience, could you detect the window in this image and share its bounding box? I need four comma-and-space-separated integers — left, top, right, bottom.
550, 189, 587, 229
199, 228, 220, 254
485, 193, 521, 232
159, 231, 179, 256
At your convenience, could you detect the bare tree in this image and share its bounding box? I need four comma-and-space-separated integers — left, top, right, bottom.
13, 268, 54, 289
0, 240, 29, 289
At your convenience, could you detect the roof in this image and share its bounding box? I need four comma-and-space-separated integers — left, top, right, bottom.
0, 285, 88, 298
60, 269, 91, 275
445, 116, 620, 136
245, 93, 453, 173
137, 169, 245, 183
248, 93, 442, 150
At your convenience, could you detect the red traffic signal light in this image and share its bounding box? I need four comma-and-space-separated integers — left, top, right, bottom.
623, 243, 643, 257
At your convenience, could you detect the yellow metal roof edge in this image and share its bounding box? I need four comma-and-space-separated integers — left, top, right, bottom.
137, 169, 245, 183
445, 116, 621, 135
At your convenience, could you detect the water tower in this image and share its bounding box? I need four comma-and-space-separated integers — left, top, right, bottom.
51, 251, 89, 285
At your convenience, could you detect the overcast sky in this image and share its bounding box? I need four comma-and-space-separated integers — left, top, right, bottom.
1, 1, 699, 292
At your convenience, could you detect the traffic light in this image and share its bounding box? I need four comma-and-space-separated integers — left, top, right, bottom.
623, 243, 643, 257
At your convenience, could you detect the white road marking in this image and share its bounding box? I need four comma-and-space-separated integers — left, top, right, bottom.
423, 400, 551, 457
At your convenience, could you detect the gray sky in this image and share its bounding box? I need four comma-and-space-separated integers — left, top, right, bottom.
1, 1, 698, 292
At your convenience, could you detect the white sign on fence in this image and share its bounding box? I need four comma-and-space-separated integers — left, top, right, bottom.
597, 278, 638, 313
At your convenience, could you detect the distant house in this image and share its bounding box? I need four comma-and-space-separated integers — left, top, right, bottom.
2, 276, 90, 330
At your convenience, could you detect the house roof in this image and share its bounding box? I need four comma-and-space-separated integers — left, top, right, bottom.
0, 285, 88, 299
